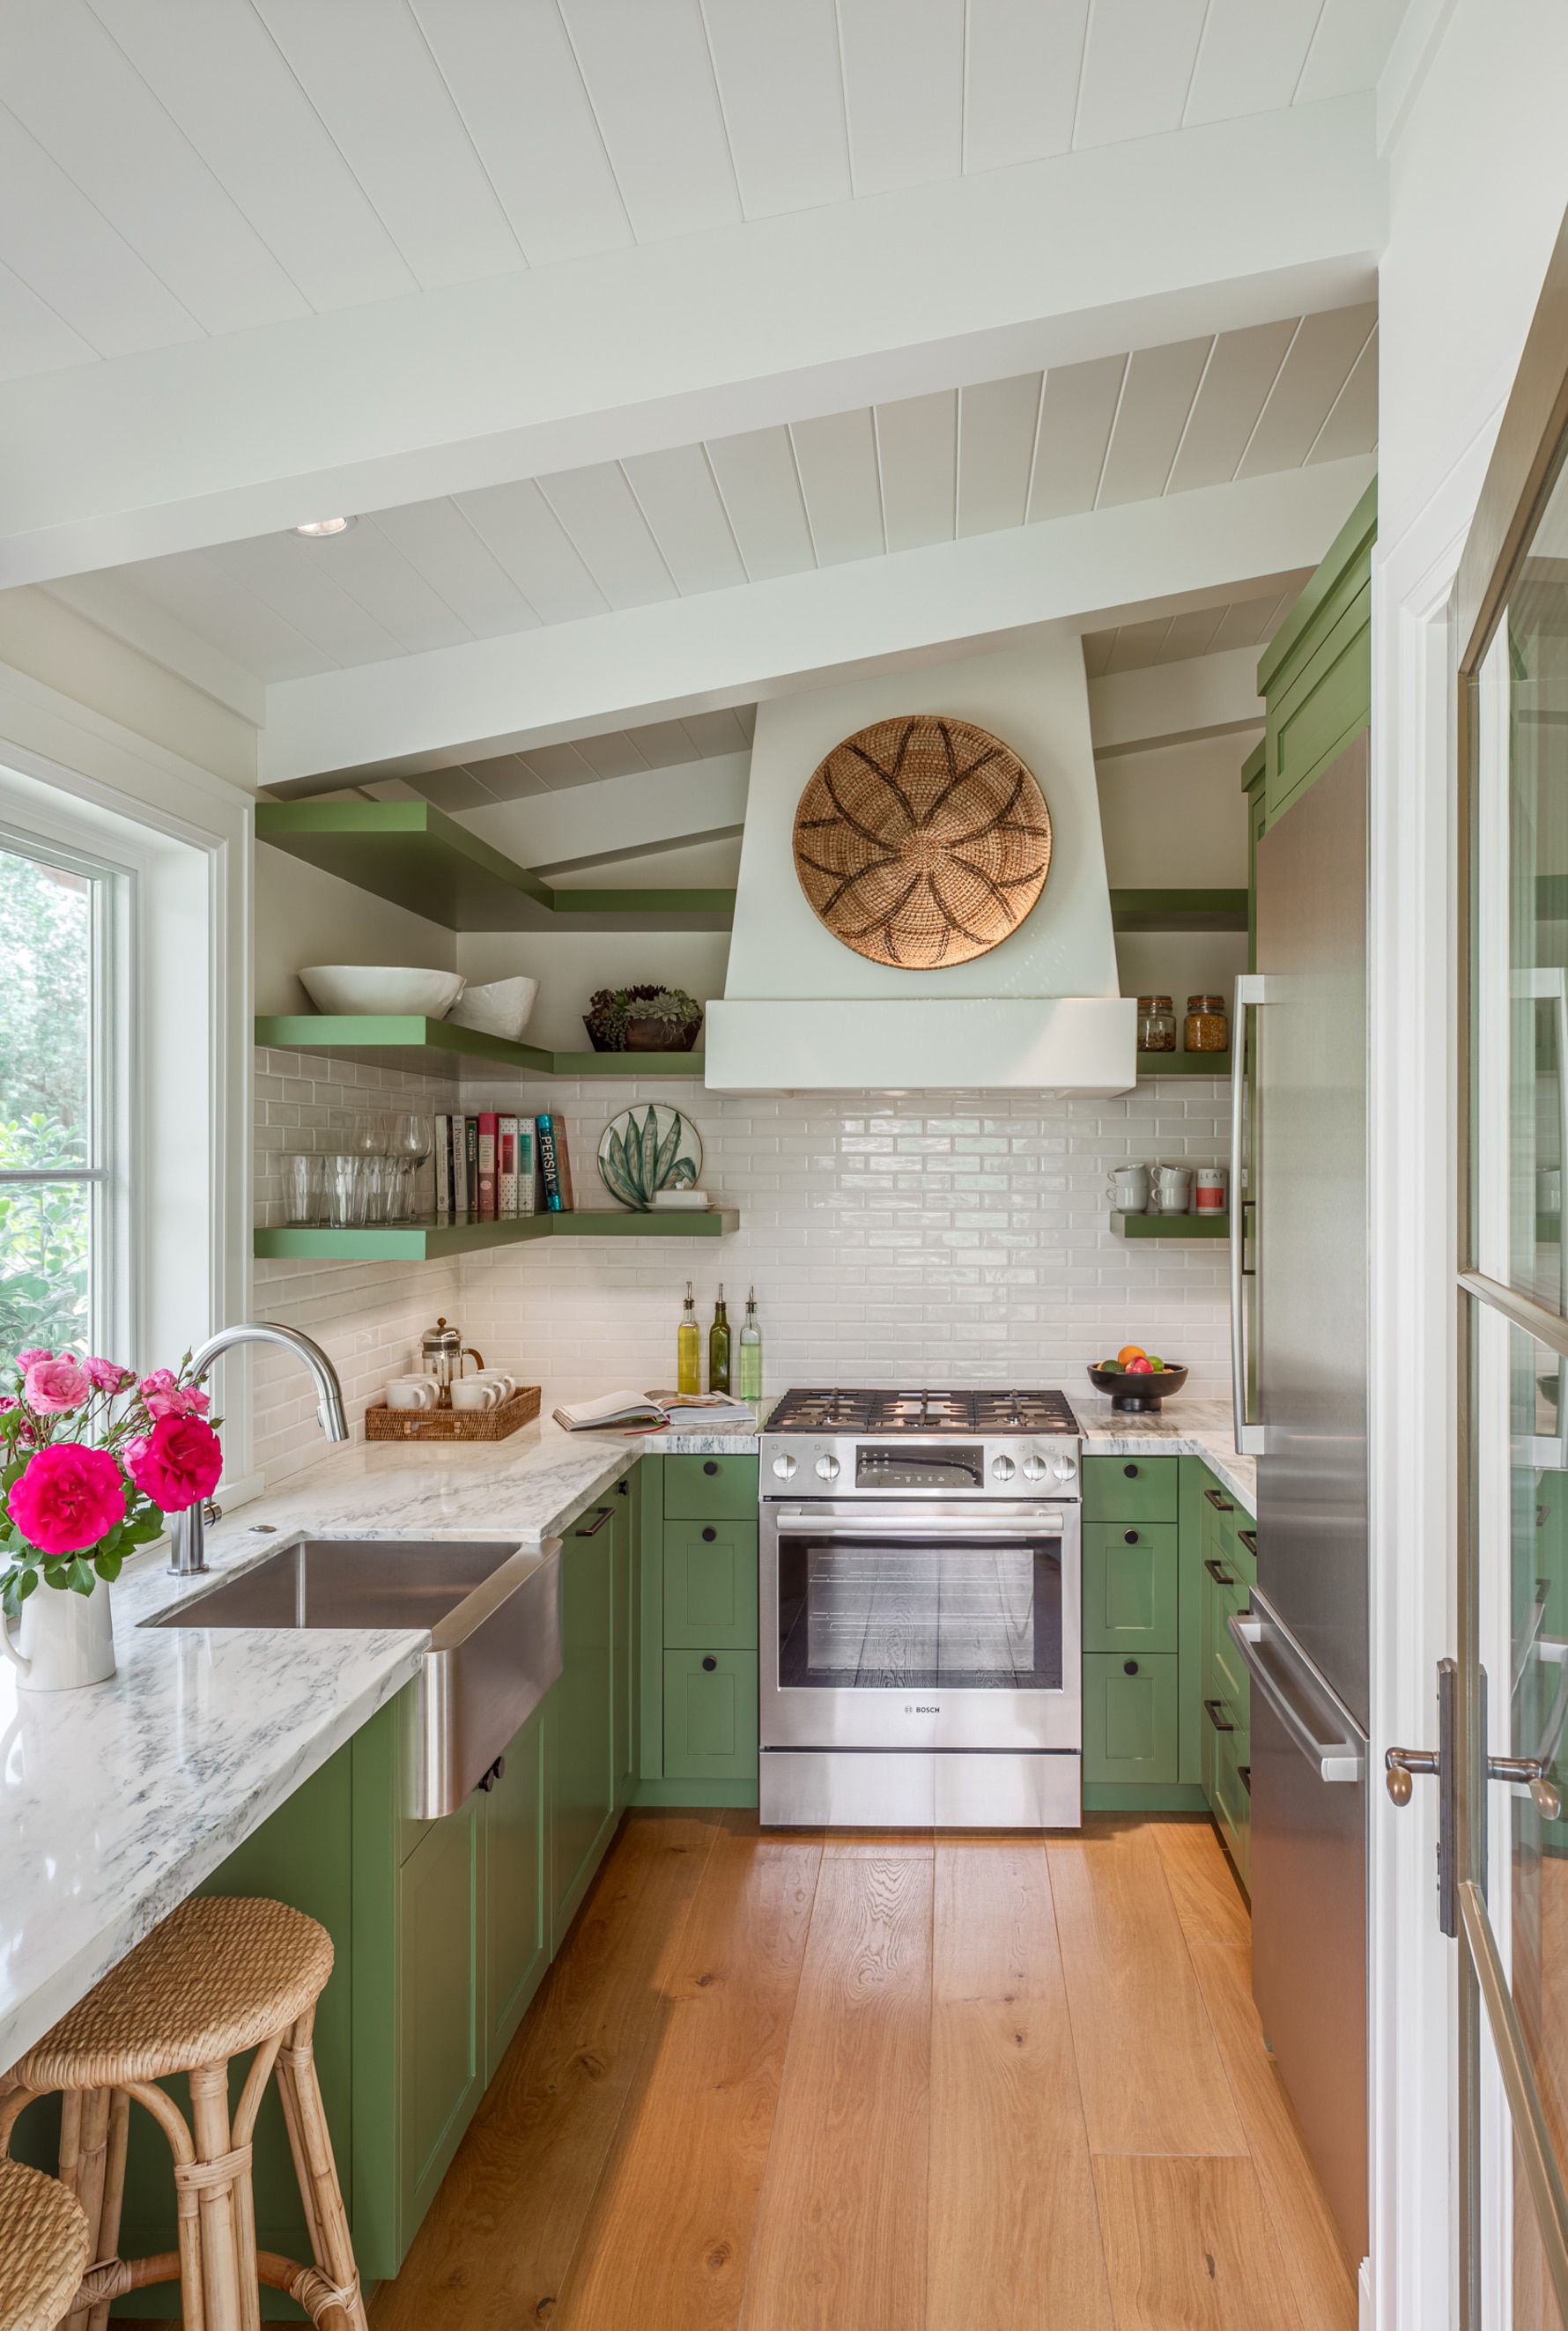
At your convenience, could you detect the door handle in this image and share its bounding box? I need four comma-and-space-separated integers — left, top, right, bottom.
1203, 1697, 1235, 1733
1385, 1658, 1457, 1938
1228, 1602, 1365, 1781
1202, 1558, 1236, 1587
574, 1506, 612, 1538
1229, 972, 1268, 1457
1237, 1528, 1258, 1558
1203, 1486, 1234, 1513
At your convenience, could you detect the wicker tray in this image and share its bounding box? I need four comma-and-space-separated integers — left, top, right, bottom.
364, 1384, 542, 1442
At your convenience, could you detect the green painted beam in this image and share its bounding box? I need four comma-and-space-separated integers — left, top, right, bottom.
255, 1015, 705, 1079
255, 800, 736, 931
255, 1209, 740, 1261
1111, 1210, 1230, 1240
1135, 1050, 1232, 1077
1109, 888, 1248, 933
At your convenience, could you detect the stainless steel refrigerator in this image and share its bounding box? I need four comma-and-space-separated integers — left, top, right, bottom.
1231, 734, 1369, 2264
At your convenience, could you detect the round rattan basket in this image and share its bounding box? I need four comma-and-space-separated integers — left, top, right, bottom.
792, 715, 1052, 968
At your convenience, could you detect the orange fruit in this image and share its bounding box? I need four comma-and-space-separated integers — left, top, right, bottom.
1116, 1343, 1145, 1366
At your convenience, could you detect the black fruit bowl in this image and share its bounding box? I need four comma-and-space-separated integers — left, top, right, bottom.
1086, 1362, 1188, 1413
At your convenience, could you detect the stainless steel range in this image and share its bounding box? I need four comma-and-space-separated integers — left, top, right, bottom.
758, 1388, 1083, 1829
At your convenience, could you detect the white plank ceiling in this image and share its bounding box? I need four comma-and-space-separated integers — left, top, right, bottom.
1081, 581, 1311, 676
0, 0, 1409, 382
349, 707, 756, 811
53, 307, 1377, 684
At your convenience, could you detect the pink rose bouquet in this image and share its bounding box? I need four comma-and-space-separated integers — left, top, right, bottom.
1, 1347, 222, 1617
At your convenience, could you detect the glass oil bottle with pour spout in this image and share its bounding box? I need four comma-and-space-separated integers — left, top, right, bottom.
708, 1284, 731, 1395
738, 1285, 762, 1403
677, 1280, 700, 1395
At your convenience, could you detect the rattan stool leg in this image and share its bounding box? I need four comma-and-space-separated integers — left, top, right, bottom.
274, 2011, 366, 2331
83, 2089, 128, 2331
58, 2088, 113, 2331
187, 2061, 246, 2331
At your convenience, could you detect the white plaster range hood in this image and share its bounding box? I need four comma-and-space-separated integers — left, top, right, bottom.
704, 635, 1135, 1094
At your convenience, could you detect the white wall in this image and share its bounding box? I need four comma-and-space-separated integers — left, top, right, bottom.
254, 843, 458, 1014
1097, 729, 1254, 888
725, 632, 1119, 1002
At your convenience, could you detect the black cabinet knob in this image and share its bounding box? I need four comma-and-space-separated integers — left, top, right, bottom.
1123, 1660, 1139, 1676
477, 1755, 507, 1792
702, 1655, 718, 1672
1123, 1462, 1138, 1478
702, 1526, 717, 1543
1124, 1528, 1139, 1544
703, 1460, 719, 1476
617, 1478, 629, 1495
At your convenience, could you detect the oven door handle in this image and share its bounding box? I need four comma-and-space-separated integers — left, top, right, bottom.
773, 1510, 1068, 1540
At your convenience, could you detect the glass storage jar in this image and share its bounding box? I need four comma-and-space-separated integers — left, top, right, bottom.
1184, 994, 1229, 1052
1137, 995, 1177, 1052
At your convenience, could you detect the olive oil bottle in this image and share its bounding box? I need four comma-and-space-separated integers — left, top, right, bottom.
677, 1279, 700, 1395
738, 1284, 763, 1402
708, 1284, 731, 1395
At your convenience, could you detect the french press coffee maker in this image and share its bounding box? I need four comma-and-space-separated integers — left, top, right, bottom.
420, 1316, 485, 1405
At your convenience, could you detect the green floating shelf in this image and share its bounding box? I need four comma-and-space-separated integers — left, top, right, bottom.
1112, 1210, 1230, 1240
1110, 888, 1248, 934
255, 800, 735, 933
255, 1015, 704, 1079
255, 1209, 739, 1262
1135, 1050, 1232, 1077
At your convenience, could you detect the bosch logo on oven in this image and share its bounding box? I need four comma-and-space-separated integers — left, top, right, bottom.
906, 1704, 941, 1714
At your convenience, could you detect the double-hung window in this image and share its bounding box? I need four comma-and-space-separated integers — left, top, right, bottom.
0, 830, 127, 1358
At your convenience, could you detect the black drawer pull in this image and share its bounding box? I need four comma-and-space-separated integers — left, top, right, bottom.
1123, 1463, 1139, 1478
1123, 1659, 1139, 1676
1203, 1486, 1234, 1513
1124, 1528, 1140, 1545
1238, 1764, 1252, 1794
702, 1655, 718, 1672
703, 1460, 719, 1476
1237, 1528, 1258, 1556
1202, 1558, 1236, 1587
575, 1506, 612, 1538
1203, 1697, 1235, 1733
701, 1526, 717, 1543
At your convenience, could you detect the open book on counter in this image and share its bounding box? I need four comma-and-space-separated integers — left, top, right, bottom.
551, 1389, 759, 1433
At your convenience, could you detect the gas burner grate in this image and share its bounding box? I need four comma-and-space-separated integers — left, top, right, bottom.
764, 1388, 1079, 1435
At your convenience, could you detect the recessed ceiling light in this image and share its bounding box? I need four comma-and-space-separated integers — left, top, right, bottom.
292, 515, 356, 537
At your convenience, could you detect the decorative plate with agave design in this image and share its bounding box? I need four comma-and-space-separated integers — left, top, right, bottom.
793, 714, 1052, 968
597, 1103, 704, 1211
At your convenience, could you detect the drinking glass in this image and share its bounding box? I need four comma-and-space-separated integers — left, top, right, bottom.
358, 1156, 393, 1225
325, 1154, 364, 1230
282, 1152, 324, 1225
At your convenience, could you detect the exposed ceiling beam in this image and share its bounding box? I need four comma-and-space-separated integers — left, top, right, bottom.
1088, 647, 1264, 759
0, 99, 1383, 588
257, 454, 1374, 788
457, 753, 749, 873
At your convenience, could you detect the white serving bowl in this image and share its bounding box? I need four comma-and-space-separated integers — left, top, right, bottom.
447, 974, 539, 1042
299, 964, 467, 1018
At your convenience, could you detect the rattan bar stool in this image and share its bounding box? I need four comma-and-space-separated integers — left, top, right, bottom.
0, 2156, 91, 2331
0, 1896, 367, 2331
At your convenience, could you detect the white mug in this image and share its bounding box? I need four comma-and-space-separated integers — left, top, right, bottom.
1156, 1165, 1192, 1213
386, 1375, 440, 1411
471, 1371, 516, 1402
1107, 1165, 1150, 1212
450, 1378, 501, 1412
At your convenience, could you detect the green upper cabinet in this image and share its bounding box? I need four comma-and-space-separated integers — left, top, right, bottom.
1253, 477, 1375, 833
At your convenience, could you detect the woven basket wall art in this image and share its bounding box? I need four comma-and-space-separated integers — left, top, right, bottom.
792, 715, 1052, 969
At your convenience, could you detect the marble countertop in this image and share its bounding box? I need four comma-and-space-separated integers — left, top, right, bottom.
0, 1404, 751, 2071
1074, 1394, 1257, 1512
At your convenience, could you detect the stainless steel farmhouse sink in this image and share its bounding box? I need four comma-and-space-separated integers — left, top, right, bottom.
147, 1535, 563, 1817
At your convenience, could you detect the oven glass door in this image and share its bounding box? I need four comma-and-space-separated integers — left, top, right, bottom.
763, 1503, 1080, 1751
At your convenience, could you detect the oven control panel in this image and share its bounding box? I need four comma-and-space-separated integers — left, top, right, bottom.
763, 1436, 1080, 1498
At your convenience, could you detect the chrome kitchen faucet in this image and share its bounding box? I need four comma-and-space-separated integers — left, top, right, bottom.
167, 1322, 349, 1575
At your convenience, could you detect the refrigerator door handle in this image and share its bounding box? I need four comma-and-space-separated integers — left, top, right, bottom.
1229, 1594, 1365, 1782
1230, 973, 1270, 1456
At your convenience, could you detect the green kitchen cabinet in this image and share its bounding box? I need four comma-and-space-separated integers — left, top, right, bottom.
662, 1452, 761, 1520
482, 1705, 549, 2082
663, 1514, 759, 1650
1194, 1463, 1257, 1891
613, 1473, 637, 1809
550, 1498, 619, 1951
1083, 1653, 1179, 1786
662, 1648, 759, 1782
1253, 477, 1375, 836
392, 1796, 484, 2239
1082, 1521, 1179, 1655
1083, 1454, 1178, 1527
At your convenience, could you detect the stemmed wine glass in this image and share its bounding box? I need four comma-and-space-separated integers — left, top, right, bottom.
387, 1114, 433, 1222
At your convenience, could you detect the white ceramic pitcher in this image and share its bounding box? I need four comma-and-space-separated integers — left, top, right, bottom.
1, 1582, 115, 1691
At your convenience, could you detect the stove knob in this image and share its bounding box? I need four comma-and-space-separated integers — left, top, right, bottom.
772, 1452, 797, 1480
1022, 1451, 1049, 1483
1052, 1453, 1078, 1484
815, 1453, 840, 1483
991, 1454, 1017, 1483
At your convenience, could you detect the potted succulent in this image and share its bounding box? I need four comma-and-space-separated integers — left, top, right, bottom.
0, 1349, 222, 1691
583, 985, 703, 1054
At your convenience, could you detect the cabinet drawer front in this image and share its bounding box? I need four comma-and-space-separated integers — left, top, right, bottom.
1212, 1732, 1251, 1888
662, 1650, 758, 1780
1209, 1592, 1252, 1723
663, 1453, 760, 1520
1082, 1522, 1178, 1654
663, 1516, 758, 1650
1082, 1653, 1178, 1785
1083, 1455, 1177, 1525
396, 1803, 482, 2231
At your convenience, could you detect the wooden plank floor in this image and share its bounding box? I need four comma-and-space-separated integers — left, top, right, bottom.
369, 1811, 1358, 2331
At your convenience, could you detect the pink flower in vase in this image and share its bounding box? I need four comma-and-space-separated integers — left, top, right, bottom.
83, 1356, 137, 1394
8, 1443, 126, 1554
24, 1358, 92, 1413
126, 1415, 222, 1513
143, 1382, 211, 1421
15, 1349, 52, 1371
